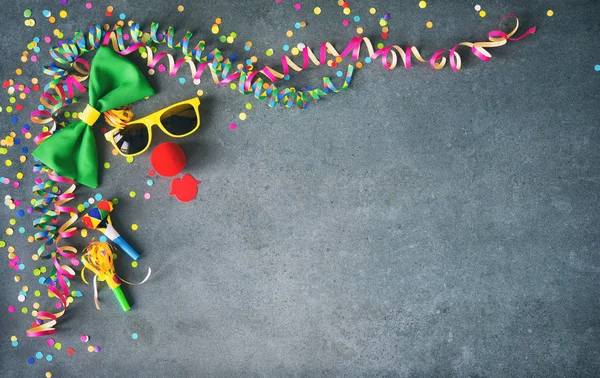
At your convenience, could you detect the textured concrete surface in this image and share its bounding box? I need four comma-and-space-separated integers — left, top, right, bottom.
1, 0, 599, 377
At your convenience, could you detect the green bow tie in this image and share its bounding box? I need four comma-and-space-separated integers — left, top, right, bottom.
33, 46, 155, 188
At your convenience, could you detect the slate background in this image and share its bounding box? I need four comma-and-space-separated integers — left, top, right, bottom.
1, 0, 599, 377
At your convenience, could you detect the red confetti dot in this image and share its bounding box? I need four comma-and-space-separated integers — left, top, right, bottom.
67, 348, 74, 355
3, 80, 10, 88
15, 104, 23, 111
381, 33, 388, 39
33, 85, 40, 91
148, 170, 155, 177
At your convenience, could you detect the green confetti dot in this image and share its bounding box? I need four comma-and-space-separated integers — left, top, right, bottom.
104, 162, 110, 169
24, 9, 32, 17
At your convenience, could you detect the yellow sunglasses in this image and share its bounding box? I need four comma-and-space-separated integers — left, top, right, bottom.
104, 97, 201, 157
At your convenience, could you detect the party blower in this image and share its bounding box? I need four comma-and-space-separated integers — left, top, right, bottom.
81, 200, 140, 260
81, 241, 131, 312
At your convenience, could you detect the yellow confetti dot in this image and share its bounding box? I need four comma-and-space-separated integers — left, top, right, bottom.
419, 1, 427, 8
104, 162, 110, 169
197, 90, 204, 96
286, 30, 293, 37
356, 27, 364, 34
129, 191, 136, 198
211, 25, 219, 34
15, 68, 22, 75
229, 83, 237, 90
177, 5, 184, 12
547, 10, 554, 17
27, 236, 34, 243
239, 112, 247, 120
379, 19, 387, 27
343, 8, 351, 15
77, 204, 85, 212
59, 10, 68, 18
131, 261, 138, 268
107, 6, 114, 12
126, 156, 134, 163
226, 36, 234, 44
426, 21, 433, 28
46, 371, 52, 378
266, 48, 273, 57
5, 160, 12, 167
111, 149, 118, 156
291, 47, 300, 55
14, 276, 20, 282
369, 8, 377, 15
479, 10, 486, 17
245, 103, 253, 110
81, 229, 88, 238
131, 224, 138, 231
16, 172, 23, 179
6, 228, 14, 236
54, 342, 62, 350
87, 346, 94, 353
314, 7, 321, 15
32, 255, 39, 262
19, 155, 27, 163
49, 16, 56, 24
22, 286, 29, 292
33, 302, 39, 309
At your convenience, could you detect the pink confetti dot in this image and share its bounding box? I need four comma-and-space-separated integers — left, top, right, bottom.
343, 19, 350, 26
71, 259, 80, 266
158, 64, 166, 72
3, 178, 10, 184
12, 181, 19, 188
86, 2, 93, 9
80, 335, 89, 342
31, 56, 37, 62
44, 36, 52, 43
144, 193, 151, 200
55, 302, 62, 309
35, 177, 43, 184
276, 0, 282, 2
294, 3, 302, 10
230, 123, 237, 130
24, 88, 31, 94
47, 339, 55, 347
8, 306, 15, 313
14, 200, 21, 206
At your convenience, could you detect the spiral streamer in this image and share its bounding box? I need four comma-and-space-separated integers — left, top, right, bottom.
44, 15, 534, 109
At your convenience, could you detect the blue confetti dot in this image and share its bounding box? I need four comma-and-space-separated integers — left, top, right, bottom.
294, 22, 301, 29
21, 147, 28, 153
19, 227, 25, 234
245, 58, 252, 65
34, 47, 40, 53
33, 37, 40, 43
38, 105, 45, 111
230, 54, 237, 61
336, 70, 343, 77
35, 352, 43, 359
284, 74, 290, 81
23, 124, 30, 130
94, 193, 103, 201
46, 354, 53, 361
178, 77, 186, 84
11, 117, 18, 123
99, 236, 107, 242
18, 263, 25, 270
595, 65, 600, 72
354, 15, 360, 22
365, 57, 372, 63
244, 45, 251, 51
14, 139, 20, 145
38, 277, 46, 284
119, 13, 126, 20
283, 44, 290, 51
42, 10, 50, 17
131, 332, 139, 340
27, 357, 35, 365
146, 179, 153, 186
17, 210, 25, 217
84, 202, 90, 208
12, 340, 18, 347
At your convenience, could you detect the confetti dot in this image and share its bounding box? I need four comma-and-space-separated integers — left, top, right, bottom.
356, 27, 364, 34
24, 9, 32, 17
419, 1, 427, 9
8, 305, 15, 313
86, 2, 93, 10
474, 5, 481, 11
230, 123, 237, 130
370, 8, 377, 14
131, 224, 138, 231
87, 346, 94, 353
94, 346, 101, 353
314, 7, 321, 15
426, 21, 433, 28
266, 48, 273, 56
46, 372, 52, 378
131, 332, 139, 340
131, 261, 138, 268
80, 335, 89, 342
177, 5, 184, 12
28, 358, 35, 365
294, 3, 302, 10
104, 162, 110, 169
239, 112, 247, 120
144, 193, 151, 200
36, 352, 43, 359
547, 10, 554, 17
67, 348, 74, 355
126, 156, 134, 163
129, 191, 136, 198
46, 354, 53, 361
59, 10, 68, 18
479, 10, 486, 17
595, 65, 600, 72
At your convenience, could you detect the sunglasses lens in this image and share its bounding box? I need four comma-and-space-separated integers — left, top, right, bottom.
159, 103, 199, 136
112, 124, 149, 155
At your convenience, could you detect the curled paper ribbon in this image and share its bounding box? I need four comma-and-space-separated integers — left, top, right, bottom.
45, 15, 534, 109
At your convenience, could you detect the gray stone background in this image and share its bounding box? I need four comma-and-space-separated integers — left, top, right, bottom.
0, 0, 599, 377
